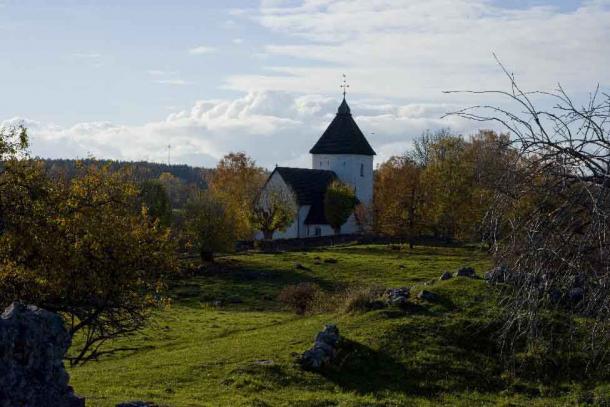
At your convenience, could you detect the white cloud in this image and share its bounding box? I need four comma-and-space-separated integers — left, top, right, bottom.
222, 0, 610, 102
188, 45, 216, 55
2, 91, 481, 168
232, 38, 244, 44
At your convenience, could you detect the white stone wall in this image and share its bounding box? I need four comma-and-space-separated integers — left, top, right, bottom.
311, 154, 374, 206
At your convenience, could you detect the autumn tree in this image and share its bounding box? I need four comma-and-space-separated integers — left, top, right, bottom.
374, 155, 425, 248
139, 179, 172, 227
251, 184, 297, 240
0, 131, 177, 364
208, 152, 267, 240
324, 180, 357, 235
184, 191, 236, 262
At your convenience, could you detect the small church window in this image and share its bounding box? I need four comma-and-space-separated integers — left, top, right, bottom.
360, 163, 364, 177
315, 227, 322, 237
319, 161, 322, 167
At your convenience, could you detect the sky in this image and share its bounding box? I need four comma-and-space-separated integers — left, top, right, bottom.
1, 0, 609, 169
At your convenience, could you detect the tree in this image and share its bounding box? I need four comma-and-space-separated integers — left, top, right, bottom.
208, 152, 267, 240
324, 180, 357, 235
184, 191, 236, 262
139, 179, 172, 227
251, 184, 297, 240
374, 155, 425, 248
448, 62, 610, 372
0, 139, 177, 365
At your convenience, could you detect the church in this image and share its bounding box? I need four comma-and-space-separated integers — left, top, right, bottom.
258, 96, 376, 239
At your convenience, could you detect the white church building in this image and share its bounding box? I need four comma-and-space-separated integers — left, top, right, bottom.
258, 97, 376, 239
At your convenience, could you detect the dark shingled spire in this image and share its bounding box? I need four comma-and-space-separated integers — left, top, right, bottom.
309, 98, 376, 156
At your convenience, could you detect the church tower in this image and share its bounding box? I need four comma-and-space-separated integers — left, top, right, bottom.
309, 97, 376, 205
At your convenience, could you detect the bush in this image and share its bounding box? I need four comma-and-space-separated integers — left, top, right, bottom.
184, 191, 236, 262
277, 283, 321, 315
341, 286, 386, 314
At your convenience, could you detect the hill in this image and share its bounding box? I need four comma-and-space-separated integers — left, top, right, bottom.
40, 158, 212, 188
68, 244, 610, 406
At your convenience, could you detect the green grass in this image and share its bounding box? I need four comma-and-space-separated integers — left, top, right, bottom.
68, 244, 609, 406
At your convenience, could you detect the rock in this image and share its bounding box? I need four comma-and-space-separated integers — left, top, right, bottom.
385, 287, 410, 306
484, 266, 508, 283
548, 288, 562, 304
398, 265, 406, 269
0, 302, 85, 407
212, 300, 223, 307
227, 296, 243, 304
253, 359, 275, 366
295, 263, 311, 271
116, 402, 160, 407
456, 266, 476, 278
417, 290, 439, 302
439, 272, 453, 280
569, 287, 584, 303
323, 258, 338, 264
300, 324, 340, 370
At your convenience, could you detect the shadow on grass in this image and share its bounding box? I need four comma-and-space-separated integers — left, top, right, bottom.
319, 320, 505, 397
170, 258, 337, 309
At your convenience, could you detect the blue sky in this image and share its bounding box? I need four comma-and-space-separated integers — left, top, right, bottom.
1, 0, 608, 167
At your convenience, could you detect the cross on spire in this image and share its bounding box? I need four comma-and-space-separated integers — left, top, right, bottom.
340, 73, 349, 99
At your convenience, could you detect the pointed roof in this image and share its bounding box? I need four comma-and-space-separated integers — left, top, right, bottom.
309, 98, 376, 156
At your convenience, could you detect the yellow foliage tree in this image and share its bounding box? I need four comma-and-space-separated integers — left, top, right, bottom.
208, 152, 267, 239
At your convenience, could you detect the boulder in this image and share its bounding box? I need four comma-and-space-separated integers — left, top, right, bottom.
417, 290, 440, 302
456, 266, 476, 278
439, 271, 453, 281
116, 402, 160, 407
385, 287, 410, 306
569, 287, 584, 303
323, 258, 338, 264
484, 266, 508, 283
300, 324, 340, 370
0, 302, 85, 407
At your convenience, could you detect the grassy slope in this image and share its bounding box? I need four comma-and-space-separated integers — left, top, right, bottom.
69, 245, 608, 406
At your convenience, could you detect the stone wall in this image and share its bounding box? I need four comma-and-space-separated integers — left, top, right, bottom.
0, 302, 84, 407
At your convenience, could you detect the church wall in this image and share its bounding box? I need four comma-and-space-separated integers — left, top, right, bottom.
311, 154, 374, 206
305, 213, 360, 237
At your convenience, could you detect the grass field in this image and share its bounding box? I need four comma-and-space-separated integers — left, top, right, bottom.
68, 244, 609, 406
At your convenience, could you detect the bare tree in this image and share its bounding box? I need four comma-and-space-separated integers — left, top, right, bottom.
446, 57, 610, 373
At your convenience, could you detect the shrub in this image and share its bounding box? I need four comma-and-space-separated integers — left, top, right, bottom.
341, 286, 386, 314
277, 283, 321, 315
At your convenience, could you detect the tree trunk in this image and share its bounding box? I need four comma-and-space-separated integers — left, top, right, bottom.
263, 230, 274, 240
333, 226, 341, 235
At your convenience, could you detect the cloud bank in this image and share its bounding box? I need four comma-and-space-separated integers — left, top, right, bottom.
3, 0, 609, 169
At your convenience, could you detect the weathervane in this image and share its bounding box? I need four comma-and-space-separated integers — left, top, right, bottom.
340, 73, 349, 99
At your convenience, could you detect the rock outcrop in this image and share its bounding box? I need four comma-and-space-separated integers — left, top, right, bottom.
300, 324, 341, 370
0, 302, 85, 407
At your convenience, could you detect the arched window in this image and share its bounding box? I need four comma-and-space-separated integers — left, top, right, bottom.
360, 163, 364, 177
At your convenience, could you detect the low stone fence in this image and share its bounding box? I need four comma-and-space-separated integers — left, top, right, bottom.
237, 234, 462, 253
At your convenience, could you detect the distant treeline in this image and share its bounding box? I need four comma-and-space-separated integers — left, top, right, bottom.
40, 158, 212, 188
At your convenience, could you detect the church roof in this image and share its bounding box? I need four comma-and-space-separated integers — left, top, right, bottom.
309, 98, 376, 156
272, 167, 337, 225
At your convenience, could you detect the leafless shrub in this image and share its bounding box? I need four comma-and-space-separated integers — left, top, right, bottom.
446, 56, 610, 374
